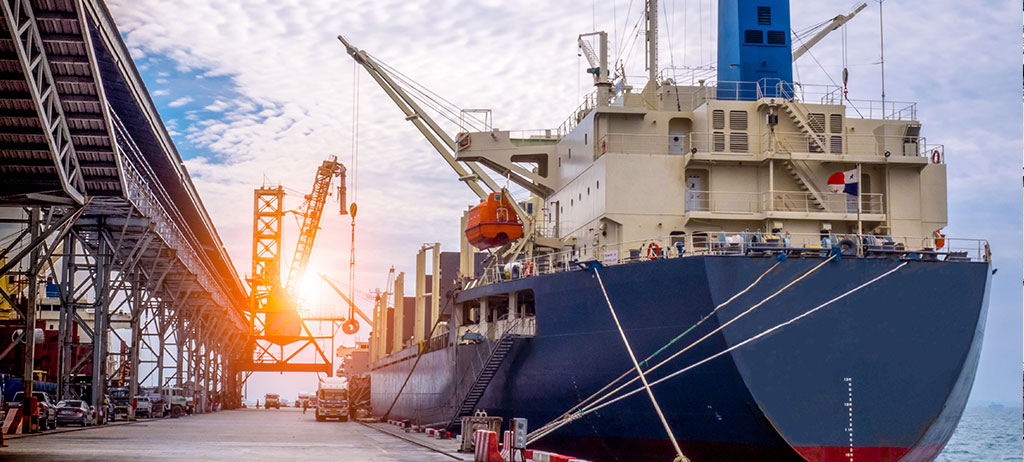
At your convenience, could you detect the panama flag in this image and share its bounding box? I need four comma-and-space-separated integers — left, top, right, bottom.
827, 169, 859, 196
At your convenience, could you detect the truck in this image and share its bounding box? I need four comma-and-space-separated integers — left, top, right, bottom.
161, 386, 187, 417
315, 378, 349, 422
264, 393, 281, 409
109, 387, 130, 421
132, 396, 153, 418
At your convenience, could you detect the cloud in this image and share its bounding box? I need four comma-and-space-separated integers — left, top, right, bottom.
167, 96, 193, 107
151, 88, 169, 96
203, 99, 231, 112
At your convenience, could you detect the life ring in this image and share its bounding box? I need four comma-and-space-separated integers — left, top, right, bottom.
646, 242, 661, 260
523, 261, 533, 277
456, 132, 471, 150
930, 149, 941, 164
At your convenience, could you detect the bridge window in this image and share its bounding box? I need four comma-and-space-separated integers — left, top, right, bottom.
767, 30, 786, 45
744, 30, 763, 44
757, 6, 771, 25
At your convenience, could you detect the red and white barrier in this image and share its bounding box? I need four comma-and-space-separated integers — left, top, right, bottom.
426, 428, 449, 438
499, 430, 513, 460
473, 429, 504, 462
524, 449, 591, 462
2, 408, 22, 435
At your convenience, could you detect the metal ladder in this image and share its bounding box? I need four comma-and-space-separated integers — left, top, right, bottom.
781, 161, 827, 211
445, 332, 520, 432
780, 99, 828, 153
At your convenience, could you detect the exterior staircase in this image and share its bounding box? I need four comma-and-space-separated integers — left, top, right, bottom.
782, 161, 827, 211
780, 100, 828, 153
445, 332, 523, 432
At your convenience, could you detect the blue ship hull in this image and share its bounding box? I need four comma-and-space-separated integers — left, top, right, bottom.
370, 255, 990, 461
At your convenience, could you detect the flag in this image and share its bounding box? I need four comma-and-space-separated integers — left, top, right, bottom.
827, 169, 858, 196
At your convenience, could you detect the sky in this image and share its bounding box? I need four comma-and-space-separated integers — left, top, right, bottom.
105, 0, 1022, 405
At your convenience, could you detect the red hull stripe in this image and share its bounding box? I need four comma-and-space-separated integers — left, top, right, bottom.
793, 445, 911, 462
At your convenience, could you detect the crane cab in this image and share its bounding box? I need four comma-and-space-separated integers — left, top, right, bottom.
465, 192, 523, 250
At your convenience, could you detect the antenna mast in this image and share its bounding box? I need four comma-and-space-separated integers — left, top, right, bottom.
645, 0, 658, 84
878, 0, 885, 110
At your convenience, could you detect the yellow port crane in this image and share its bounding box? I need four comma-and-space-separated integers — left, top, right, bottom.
244, 155, 347, 377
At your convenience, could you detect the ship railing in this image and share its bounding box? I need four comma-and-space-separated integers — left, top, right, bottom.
766, 191, 884, 214
555, 90, 598, 138
683, 190, 884, 215
473, 233, 989, 286
708, 79, 917, 120
766, 131, 937, 158
508, 128, 563, 142
599, 131, 943, 161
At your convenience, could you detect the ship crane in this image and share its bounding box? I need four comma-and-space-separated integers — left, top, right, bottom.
336, 36, 539, 251
578, 31, 612, 104
792, 3, 867, 61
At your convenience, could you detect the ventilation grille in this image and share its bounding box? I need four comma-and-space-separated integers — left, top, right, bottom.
713, 132, 726, 152
757, 6, 771, 25
830, 136, 843, 154
730, 133, 748, 152
712, 110, 725, 130
729, 111, 748, 130
829, 114, 843, 133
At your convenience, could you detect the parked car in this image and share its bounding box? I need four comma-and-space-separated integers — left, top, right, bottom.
133, 396, 153, 418
56, 400, 93, 427
10, 391, 57, 430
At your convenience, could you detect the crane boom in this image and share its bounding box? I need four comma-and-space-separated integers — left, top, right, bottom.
792, 3, 867, 61
319, 273, 373, 326
284, 156, 347, 297
336, 35, 531, 224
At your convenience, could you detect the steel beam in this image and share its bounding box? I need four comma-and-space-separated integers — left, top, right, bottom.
0, 0, 86, 203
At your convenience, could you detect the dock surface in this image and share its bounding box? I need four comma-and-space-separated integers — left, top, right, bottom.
1, 408, 463, 461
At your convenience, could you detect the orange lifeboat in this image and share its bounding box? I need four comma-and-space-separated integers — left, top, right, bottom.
465, 192, 523, 250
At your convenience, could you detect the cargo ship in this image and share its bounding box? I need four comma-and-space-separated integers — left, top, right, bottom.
338, 1, 992, 460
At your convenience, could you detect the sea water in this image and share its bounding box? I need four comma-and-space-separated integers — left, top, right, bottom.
936, 406, 1022, 461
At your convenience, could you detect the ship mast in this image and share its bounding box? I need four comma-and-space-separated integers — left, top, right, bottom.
645, 0, 658, 84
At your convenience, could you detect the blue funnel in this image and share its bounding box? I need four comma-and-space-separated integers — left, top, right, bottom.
716, 0, 793, 100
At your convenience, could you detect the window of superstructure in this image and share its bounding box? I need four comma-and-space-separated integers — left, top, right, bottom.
766, 31, 786, 45
596, 180, 600, 189
757, 6, 771, 25
744, 30, 763, 44
584, 134, 588, 145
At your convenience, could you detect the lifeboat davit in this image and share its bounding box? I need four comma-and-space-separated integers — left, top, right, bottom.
465, 192, 523, 250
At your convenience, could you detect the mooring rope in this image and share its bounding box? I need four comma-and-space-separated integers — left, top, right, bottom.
590, 264, 690, 461
528, 261, 908, 444
534, 260, 782, 436
533, 256, 834, 441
